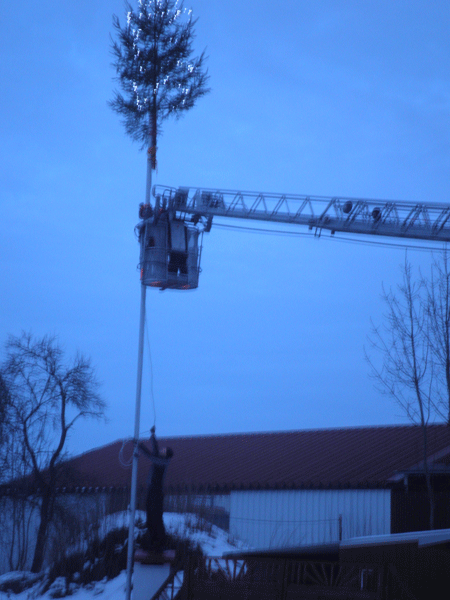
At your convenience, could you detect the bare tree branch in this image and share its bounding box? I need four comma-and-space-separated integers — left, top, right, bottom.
1, 332, 107, 572
365, 254, 450, 529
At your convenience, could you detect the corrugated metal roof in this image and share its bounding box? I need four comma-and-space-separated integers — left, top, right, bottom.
61, 424, 450, 492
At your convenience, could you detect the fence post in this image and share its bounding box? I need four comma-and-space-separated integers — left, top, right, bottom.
280, 558, 289, 600
185, 554, 193, 600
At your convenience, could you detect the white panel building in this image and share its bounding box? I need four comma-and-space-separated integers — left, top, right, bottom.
229, 489, 391, 549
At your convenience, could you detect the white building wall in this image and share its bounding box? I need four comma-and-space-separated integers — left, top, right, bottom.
212, 494, 231, 513
229, 489, 391, 549
166, 493, 230, 513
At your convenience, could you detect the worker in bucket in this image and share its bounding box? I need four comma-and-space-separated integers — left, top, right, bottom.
139, 426, 173, 554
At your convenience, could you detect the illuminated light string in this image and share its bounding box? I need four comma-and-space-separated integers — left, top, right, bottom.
127, 1, 196, 112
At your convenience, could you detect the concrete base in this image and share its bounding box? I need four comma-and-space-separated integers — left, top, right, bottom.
132, 562, 171, 600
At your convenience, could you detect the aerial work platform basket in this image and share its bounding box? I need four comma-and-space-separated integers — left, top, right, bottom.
138, 208, 200, 290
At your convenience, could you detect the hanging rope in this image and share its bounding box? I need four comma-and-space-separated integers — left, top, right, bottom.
119, 438, 134, 468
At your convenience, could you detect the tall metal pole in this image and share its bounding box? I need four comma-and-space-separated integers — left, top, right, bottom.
125, 151, 153, 600
145, 147, 152, 205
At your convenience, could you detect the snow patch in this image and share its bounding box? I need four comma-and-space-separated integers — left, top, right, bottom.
0, 511, 250, 600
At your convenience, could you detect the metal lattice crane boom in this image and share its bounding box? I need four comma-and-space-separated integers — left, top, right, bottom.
154, 185, 450, 242
137, 185, 450, 291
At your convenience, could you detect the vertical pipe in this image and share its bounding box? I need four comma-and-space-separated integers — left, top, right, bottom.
125, 283, 147, 600
145, 151, 152, 205
145, 112, 155, 205
125, 157, 152, 600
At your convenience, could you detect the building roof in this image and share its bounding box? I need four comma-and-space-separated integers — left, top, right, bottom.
59, 423, 450, 493
224, 543, 341, 561
340, 527, 450, 549
224, 528, 450, 561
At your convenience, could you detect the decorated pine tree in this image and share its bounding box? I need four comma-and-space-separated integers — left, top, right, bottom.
110, 0, 210, 199
110, 6, 210, 596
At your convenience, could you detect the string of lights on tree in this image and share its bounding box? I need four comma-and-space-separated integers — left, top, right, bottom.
110, 0, 210, 169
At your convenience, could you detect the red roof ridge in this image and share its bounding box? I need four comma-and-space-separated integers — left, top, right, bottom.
46, 423, 450, 493
95, 422, 449, 448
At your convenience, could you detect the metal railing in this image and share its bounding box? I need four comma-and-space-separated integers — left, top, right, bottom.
150, 568, 184, 600
178, 555, 388, 599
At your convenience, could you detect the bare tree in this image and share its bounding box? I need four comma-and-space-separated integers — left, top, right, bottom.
366, 258, 438, 528
0, 429, 39, 572
424, 251, 450, 425
1, 332, 106, 573
0, 373, 10, 481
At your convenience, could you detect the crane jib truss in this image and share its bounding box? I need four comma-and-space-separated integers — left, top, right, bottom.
153, 185, 450, 243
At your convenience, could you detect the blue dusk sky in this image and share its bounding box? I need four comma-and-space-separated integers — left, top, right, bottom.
1, 0, 449, 457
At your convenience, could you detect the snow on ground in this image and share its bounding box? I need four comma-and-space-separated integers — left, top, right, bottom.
0, 573, 129, 600
99, 510, 249, 556
0, 512, 250, 600
164, 512, 249, 556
